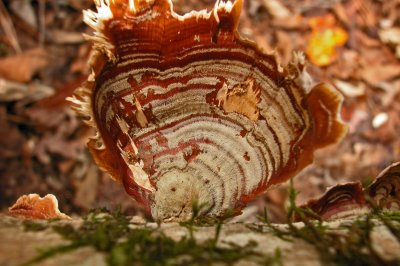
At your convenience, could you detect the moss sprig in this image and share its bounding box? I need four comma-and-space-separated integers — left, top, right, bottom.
254, 178, 400, 266
23, 206, 281, 266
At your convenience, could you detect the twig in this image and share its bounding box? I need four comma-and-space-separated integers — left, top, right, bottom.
38, 0, 46, 46
0, 0, 21, 53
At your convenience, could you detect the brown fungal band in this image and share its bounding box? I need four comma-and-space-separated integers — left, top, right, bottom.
69, 0, 347, 222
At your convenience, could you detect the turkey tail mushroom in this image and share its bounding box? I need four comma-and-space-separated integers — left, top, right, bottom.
297, 162, 400, 222
8, 194, 71, 220
368, 162, 400, 211
69, 0, 347, 222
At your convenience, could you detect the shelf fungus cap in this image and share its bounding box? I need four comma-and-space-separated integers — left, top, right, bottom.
296, 182, 368, 222
8, 194, 71, 220
70, 0, 348, 222
297, 162, 400, 221
368, 162, 400, 211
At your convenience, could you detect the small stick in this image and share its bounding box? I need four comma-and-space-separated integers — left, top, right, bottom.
0, 0, 21, 53
38, 0, 46, 46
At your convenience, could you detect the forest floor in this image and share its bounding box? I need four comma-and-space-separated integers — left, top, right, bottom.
1, 1, 400, 265
1, 210, 400, 266
0, 0, 399, 223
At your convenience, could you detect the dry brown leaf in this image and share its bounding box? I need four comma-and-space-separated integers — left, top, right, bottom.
334, 79, 366, 98
0, 106, 25, 159
275, 31, 294, 65
379, 80, 400, 107
379, 27, 400, 45
70, 44, 91, 74
0, 48, 49, 83
33, 131, 83, 164
262, 0, 291, 18
26, 106, 68, 128
329, 49, 360, 80
0, 78, 53, 102
272, 15, 306, 30
364, 108, 400, 143
359, 1, 378, 28
347, 109, 369, 134
379, 27, 400, 58
333, 2, 351, 27
9, 0, 37, 29
48, 30, 85, 44
73, 164, 99, 210
0, 79, 28, 101
354, 30, 381, 48
360, 64, 400, 86
0, 0, 21, 53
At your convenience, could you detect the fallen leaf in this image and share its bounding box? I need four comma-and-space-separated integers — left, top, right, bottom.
334, 79, 366, 98
379, 27, 400, 58
0, 0, 21, 53
360, 64, 400, 86
363, 108, 400, 144
73, 164, 99, 210
0, 78, 53, 102
272, 15, 307, 30
0, 48, 49, 83
262, 0, 291, 18
48, 30, 85, 44
329, 49, 360, 80
379, 27, 400, 45
378, 80, 400, 107
347, 108, 369, 134
275, 31, 294, 65
354, 30, 381, 48
0, 106, 25, 159
9, 0, 37, 29
34, 132, 83, 164
306, 14, 348, 66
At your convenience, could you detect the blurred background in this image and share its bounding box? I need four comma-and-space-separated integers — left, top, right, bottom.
0, 0, 399, 223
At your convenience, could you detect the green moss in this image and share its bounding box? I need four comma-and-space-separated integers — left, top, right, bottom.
255, 179, 400, 266
21, 181, 400, 266
370, 207, 400, 243
23, 207, 282, 266
23, 220, 49, 232
0, 43, 10, 57
23, 218, 63, 232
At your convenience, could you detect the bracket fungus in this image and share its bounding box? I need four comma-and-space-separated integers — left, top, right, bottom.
298, 162, 400, 221
296, 182, 368, 221
8, 194, 71, 220
69, 0, 347, 222
369, 161, 400, 211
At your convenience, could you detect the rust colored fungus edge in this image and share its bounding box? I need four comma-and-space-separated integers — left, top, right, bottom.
296, 182, 368, 222
368, 161, 400, 210
8, 194, 71, 220
68, 0, 347, 222
298, 162, 400, 221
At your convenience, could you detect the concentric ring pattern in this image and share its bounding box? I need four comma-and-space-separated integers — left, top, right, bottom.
69, 0, 347, 221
